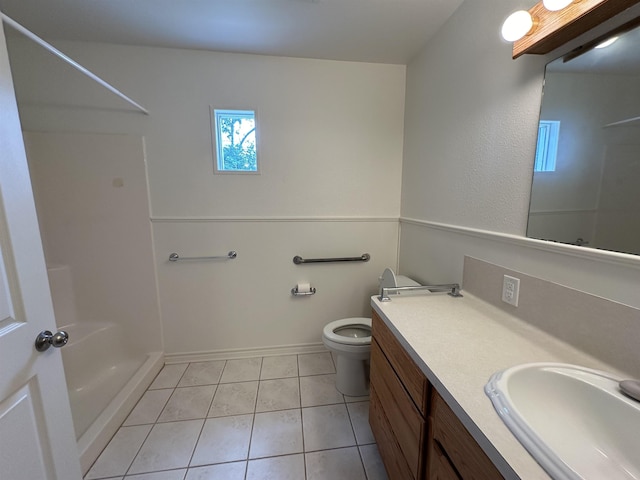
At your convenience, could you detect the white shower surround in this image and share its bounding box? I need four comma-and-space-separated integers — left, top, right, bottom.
60, 321, 163, 473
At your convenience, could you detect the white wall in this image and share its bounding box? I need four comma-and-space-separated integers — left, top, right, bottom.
399, 0, 640, 309
7, 37, 406, 356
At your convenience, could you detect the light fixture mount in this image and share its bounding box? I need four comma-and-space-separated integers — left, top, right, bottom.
542, 0, 576, 11
507, 0, 640, 59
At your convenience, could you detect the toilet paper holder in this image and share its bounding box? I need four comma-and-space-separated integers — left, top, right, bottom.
291, 285, 317, 296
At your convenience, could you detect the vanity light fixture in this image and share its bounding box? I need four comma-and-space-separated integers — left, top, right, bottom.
542, 0, 579, 11
501, 10, 537, 41
503, 0, 640, 59
595, 35, 619, 46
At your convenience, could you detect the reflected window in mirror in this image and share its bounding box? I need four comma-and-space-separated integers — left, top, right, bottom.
527, 18, 640, 256
534, 121, 560, 172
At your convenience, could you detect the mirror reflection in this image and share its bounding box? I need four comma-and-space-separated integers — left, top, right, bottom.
527, 22, 640, 255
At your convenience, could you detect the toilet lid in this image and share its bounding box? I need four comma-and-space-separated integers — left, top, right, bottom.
323, 317, 372, 345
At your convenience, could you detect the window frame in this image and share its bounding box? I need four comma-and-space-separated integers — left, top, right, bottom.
534, 120, 560, 173
210, 107, 260, 175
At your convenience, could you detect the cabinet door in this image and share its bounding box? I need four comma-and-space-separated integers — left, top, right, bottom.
370, 386, 415, 480
431, 391, 504, 480
428, 437, 461, 480
370, 339, 426, 479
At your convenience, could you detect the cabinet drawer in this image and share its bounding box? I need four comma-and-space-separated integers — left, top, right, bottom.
370, 339, 426, 479
431, 390, 504, 480
372, 311, 428, 415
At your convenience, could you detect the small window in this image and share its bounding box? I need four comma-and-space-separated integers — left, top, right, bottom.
534, 120, 560, 172
212, 108, 258, 174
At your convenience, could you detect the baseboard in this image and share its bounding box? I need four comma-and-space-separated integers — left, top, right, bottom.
164, 342, 329, 364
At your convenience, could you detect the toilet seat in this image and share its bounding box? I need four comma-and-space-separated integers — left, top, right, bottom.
322, 317, 371, 346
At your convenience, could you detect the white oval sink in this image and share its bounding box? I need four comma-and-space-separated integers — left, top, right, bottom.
485, 363, 640, 480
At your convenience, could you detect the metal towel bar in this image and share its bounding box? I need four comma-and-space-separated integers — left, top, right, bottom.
379, 284, 462, 301
169, 251, 237, 262
293, 253, 370, 265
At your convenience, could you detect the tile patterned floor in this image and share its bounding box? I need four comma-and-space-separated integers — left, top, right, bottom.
84, 352, 389, 480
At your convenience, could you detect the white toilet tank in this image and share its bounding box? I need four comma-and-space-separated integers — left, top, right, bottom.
379, 267, 420, 289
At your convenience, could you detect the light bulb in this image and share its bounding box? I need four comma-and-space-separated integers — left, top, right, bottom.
501, 11, 535, 42
595, 36, 618, 49
543, 0, 574, 11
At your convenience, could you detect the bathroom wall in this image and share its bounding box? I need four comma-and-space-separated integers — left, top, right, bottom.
7, 36, 405, 357
399, 0, 640, 309
463, 256, 640, 377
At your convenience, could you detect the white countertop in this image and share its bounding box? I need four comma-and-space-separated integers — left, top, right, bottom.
371, 291, 626, 480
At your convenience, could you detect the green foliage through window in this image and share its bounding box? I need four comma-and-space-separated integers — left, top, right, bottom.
213, 109, 258, 173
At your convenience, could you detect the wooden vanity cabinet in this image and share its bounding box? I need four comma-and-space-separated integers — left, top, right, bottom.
370, 311, 429, 480
370, 310, 505, 480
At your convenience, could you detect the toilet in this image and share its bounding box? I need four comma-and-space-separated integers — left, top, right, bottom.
321, 268, 420, 397
322, 317, 372, 396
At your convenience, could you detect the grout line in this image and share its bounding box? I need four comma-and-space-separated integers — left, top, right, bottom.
121, 421, 155, 478
245, 356, 264, 475
182, 361, 210, 475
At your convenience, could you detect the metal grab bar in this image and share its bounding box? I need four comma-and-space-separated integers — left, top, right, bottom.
379, 284, 462, 302
169, 251, 237, 262
293, 253, 370, 265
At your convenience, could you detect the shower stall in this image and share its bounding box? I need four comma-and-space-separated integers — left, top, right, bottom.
25, 131, 163, 473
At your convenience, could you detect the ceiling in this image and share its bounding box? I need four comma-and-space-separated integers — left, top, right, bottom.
0, 0, 464, 65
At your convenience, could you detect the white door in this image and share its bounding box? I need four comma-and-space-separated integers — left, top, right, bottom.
0, 20, 82, 480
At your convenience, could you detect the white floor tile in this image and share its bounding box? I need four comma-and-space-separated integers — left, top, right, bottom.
255, 378, 300, 412
220, 358, 263, 383
190, 414, 253, 466
208, 381, 258, 417
305, 447, 366, 480
185, 462, 247, 480
298, 353, 335, 376
347, 401, 375, 445
249, 409, 303, 458
178, 361, 226, 387
85, 424, 152, 479
260, 355, 298, 380
124, 469, 187, 480
123, 389, 173, 426
359, 444, 389, 480
246, 454, 305, 480
149, 364, 188, 390
95, 354, 385, 480
157, 385, 216, 422
299, 374, 344, 407
302, 404, 356, 452
128, 420, 203, 474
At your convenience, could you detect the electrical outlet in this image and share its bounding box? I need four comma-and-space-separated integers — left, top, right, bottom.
502, 275, 520, 307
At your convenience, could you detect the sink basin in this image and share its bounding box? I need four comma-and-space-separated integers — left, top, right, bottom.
485, 363, 640, 480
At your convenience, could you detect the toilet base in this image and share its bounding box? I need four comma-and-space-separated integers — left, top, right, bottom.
335, 353, 370, 397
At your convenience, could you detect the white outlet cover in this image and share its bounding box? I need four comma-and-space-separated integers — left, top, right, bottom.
502, 275, 520, 307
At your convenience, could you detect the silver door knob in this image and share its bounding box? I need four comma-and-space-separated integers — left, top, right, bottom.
35, 330, 69, 352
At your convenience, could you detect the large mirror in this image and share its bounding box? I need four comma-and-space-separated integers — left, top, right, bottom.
527, 20, 640, 256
